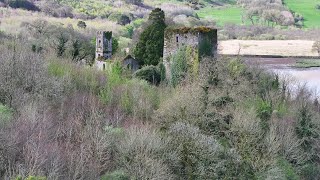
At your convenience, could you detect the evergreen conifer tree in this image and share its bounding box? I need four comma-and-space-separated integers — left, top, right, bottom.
133, 8, 166, 66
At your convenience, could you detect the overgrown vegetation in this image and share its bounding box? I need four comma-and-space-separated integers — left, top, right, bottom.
238, 0, 294, 27
0, 2, 320, 179
1, 30, 320, 178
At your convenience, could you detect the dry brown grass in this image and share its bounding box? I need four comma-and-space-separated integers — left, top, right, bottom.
219, 40, 318, 57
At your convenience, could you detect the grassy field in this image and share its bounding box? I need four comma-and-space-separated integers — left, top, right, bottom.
197, 0, 320, 28
284, 0, 320, 28
295, 59, 320, 68
196, 6, 244, 26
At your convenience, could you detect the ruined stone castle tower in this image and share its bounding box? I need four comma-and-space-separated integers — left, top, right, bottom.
163, 27, 217, 79
95, 31, 112, 70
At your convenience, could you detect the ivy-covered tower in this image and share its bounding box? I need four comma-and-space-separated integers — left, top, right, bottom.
163, 27, 217, 79
95, 31, 112, 70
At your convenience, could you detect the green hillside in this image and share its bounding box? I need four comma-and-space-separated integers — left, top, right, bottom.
197, 6, 244, 26
284, 0, 320, 28
1, 0, 319, 28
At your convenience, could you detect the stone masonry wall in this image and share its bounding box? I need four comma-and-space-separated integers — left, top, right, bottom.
163, 32, 199, 79
96, 31, 112, 60
95, 31, 112, 70
163, 27, 217, 80
163, 32, 199, 61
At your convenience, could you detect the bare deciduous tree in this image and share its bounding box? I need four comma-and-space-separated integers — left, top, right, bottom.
313, 41, 320, 56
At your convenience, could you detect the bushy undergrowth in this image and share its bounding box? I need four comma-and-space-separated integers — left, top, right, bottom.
133, 65, 161, 85
154, 56, 320, 179
0, 33, 320, 179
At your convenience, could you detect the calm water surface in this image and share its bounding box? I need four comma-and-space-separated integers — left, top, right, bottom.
246, 57, 320, 98
272, 68, 320, 96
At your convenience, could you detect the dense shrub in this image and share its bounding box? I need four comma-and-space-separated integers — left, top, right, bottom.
276, 158, 300, 180
153, 83, 203, 130
133, 65, 161, 85
0, 30, 6, 39
170, 46, 189, 87
112, 38, 119, 55
313, 41, 320, 55
0, 103, 12, 126
118, 14, 131, 25
37, 1, 73, 18
293, 12, 304, 27
101, 170, 129, 180
21, 19, 95, 62
14, 176, 47, 180
8, 0, 39, 11
166, 122, 254, 179
161, 3, 195, 17
295, 105, 319, 157
256, 99, 273, 131
0, 49, 119, 178
259, 33, 275, 40
108, 13, 131, 25
125, 0, 143, 5
116, 127, 174, 179
222, 24, 273, 40
98, 62, 159, 120
300, 163, 320, 180
77, 21, 87, 29
0, 41, 65, 110
123, 24, 134, 38
239, 0, 292, 26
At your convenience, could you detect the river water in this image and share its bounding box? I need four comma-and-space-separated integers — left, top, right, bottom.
245, 57, 320, 98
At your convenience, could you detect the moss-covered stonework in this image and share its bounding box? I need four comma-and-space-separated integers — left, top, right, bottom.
163, 26, 217, 80
165, 26, 214, 36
